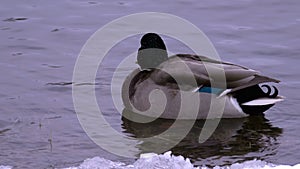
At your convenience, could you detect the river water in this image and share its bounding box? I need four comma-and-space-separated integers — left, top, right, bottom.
0, 0, 299, 168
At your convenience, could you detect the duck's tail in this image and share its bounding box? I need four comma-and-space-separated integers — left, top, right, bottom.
230, 84, 284, 115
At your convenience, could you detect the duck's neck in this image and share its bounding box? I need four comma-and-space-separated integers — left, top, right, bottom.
137, 48, 168, 70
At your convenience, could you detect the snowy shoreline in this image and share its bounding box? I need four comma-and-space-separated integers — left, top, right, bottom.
2, 152, 300, 169
61, 151, 300, 169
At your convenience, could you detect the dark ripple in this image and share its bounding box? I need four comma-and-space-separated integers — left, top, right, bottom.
8, 45, 47, 50
42, 64, 63, 68
3, 17, 28, 22
0, 120, 16, 135
46, 82, 73, 86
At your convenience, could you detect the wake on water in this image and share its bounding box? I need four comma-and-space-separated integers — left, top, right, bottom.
1, 152, 299, 169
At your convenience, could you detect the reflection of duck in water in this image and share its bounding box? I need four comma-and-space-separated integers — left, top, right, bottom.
121, 109, 282, 167
122, 33, 284, 119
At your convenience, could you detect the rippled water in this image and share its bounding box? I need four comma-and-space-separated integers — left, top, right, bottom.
0, 0, 300, 168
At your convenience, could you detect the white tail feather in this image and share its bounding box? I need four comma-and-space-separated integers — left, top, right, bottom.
242, 96, 284, 106
217, 89, 232, 98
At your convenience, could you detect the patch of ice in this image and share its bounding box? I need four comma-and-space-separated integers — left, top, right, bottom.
134, 151, 198, 169
62, 151, 300, 169
0, 166, 12, 169
62, 151, 197, 169
214, 160, 300, 169
62, 157, 127, 169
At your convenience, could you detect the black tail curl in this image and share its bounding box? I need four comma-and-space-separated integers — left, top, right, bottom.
233, 84, 279, 104
232, 84, 279, 115
261, 85, 278, 98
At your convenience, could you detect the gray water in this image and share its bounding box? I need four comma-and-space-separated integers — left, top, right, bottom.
0, 0, 300, 168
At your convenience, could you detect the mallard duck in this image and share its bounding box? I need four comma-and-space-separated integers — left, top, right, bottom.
122, 33, 284, 119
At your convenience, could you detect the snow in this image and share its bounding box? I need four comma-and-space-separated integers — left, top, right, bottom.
0, 166, 12, 169
61, 151, 300, 169
1, 151, 299, 169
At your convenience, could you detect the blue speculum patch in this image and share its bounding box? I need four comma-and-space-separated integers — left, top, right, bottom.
198, 86, 224, 95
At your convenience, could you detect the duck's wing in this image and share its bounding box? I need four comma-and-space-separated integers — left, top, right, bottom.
152, 54, 279, 91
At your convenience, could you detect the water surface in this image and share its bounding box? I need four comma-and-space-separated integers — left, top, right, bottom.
0, 0, 300, 168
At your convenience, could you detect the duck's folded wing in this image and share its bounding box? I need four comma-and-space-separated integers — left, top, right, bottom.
228, 74, 280, 93
150, 60, 211, 90
154, 55, 279, 91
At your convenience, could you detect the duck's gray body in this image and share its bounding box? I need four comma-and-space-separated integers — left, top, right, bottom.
122, 33, 283, 119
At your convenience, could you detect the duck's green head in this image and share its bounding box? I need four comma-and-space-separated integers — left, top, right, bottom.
137, 33, 168, 70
